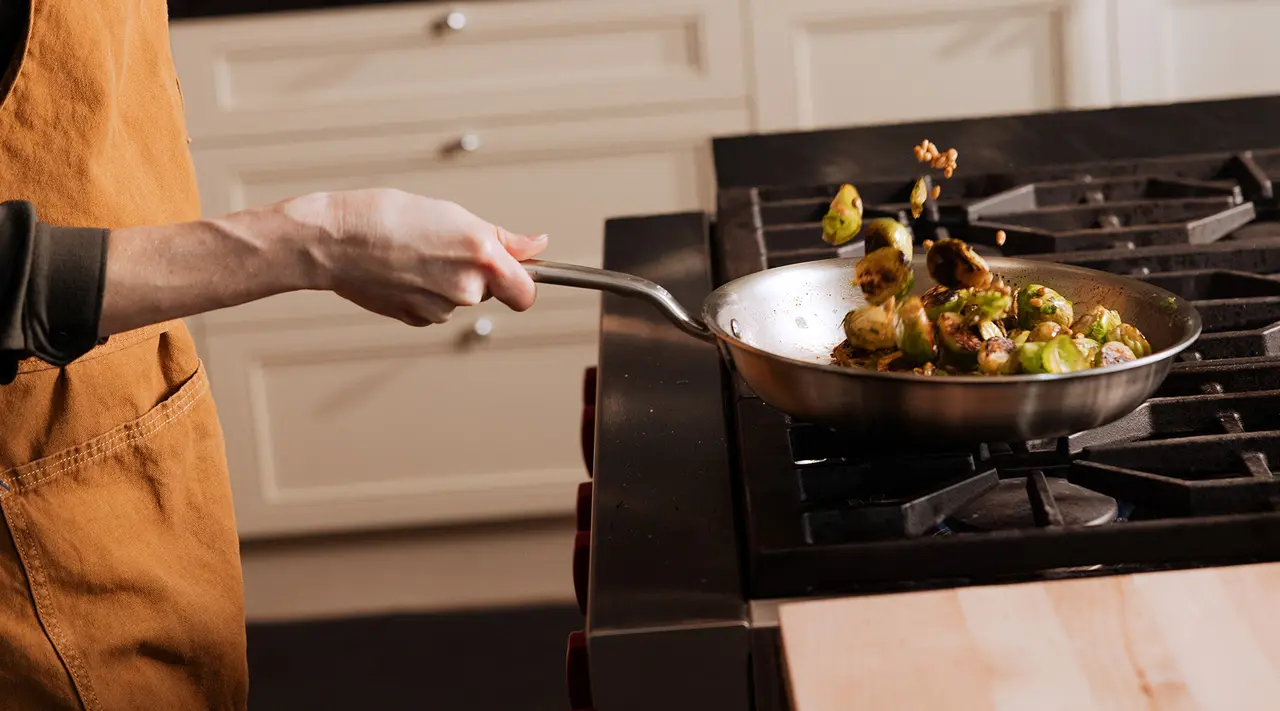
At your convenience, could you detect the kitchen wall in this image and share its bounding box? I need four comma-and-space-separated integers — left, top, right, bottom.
167, 0, 1280, 622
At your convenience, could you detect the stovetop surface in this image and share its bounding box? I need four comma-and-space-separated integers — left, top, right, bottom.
589, 94, 1280, 638
719, 146, 1280, 599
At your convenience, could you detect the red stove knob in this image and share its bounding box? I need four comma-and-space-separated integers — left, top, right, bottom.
572, 530, 590, 614
583, 366, 597, 404
565, 630, 593, 710
576, 481, 592, 532
581, 405, 595, 477
581, 366, 597, 477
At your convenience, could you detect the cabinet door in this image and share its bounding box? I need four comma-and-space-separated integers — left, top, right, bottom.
169, 0, 746, 141
748, 0, 1113, 132
1115, 0, 1280, 105
190, 108, 747, 539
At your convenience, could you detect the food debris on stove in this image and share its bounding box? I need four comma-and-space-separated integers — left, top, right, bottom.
828, 236, 1153, 376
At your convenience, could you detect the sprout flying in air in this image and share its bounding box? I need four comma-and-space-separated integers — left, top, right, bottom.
822, 184, 863, 246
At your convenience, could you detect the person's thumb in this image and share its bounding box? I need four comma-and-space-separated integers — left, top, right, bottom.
495, 225, 549, 262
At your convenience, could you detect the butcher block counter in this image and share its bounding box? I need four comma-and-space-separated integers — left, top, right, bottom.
779, 561, 1280, 711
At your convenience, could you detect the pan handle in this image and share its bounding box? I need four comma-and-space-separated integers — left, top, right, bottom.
523, 260, 715, 342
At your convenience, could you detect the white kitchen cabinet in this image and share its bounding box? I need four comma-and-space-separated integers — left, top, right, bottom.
746, 0, 1114, 132
1114, 0, 1280, 106
185, 107, 746, 538
169, 0, 747, 141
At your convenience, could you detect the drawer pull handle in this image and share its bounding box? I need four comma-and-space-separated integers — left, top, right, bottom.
440, 10, 468, 32
457, 133, 482, 153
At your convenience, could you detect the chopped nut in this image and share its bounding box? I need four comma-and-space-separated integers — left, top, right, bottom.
931, 185, 941, 200
1028, 297, 1044, 308
995, 230, 1007, 246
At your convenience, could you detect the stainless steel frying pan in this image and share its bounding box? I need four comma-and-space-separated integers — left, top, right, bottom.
524, 255, 1202, 443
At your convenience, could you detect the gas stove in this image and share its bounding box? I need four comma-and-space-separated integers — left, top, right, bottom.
569, 96, 1280, 711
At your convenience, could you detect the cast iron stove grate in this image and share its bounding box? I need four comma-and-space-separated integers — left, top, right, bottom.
715, 149, 1280, 599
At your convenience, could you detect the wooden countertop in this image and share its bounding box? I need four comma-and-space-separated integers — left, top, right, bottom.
778, 562, 1280, 711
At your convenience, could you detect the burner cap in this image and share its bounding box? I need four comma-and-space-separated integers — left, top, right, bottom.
947, 477, 1118, 532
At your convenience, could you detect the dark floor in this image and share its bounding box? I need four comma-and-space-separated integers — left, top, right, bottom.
246, 603, 581, 711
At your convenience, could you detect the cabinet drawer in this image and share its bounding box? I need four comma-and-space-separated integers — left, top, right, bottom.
170, 0, 747, 141
204, 301, 599, 539
190, 106, 747, 326
747, 0, 1112, 132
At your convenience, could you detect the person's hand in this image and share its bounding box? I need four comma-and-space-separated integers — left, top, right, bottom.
315, 188, 548, 327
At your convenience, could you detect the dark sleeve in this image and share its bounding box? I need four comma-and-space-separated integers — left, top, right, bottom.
0, 201, 111, 384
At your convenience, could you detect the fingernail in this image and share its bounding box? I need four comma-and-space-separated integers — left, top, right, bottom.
532, 233, 548, 241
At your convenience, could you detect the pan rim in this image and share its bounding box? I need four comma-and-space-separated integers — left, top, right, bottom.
700, 255, 1204, 385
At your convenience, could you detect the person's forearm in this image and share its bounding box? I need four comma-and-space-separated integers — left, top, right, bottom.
99, 193, 335, 336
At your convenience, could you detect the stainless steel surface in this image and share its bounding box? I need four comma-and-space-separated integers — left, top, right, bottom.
526, 259, 715, 341
526, 255, 1202, 442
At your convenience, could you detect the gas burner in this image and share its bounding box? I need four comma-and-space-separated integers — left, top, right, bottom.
716, 142, 1280, 599
946, 474, 1120, 533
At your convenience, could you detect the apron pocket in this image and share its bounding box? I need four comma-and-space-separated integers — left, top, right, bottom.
0, 360, 247, 711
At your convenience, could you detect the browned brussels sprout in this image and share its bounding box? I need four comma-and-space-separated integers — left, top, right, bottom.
855, 247, 915, 305
1071, 305, 1122, 343
1097, 340, 1139, 367
1072, 336, 1102, 365
841, 297, 898, 351
1016, 284, 1074, 330
936, 311, 982, 368
922, 284, 965, 321
1105, 323, 1152, 358
1028, 321, 1066, 342
894, 296, 937, 365
963, 289, 1013, 324
822, 184, 863, 246
977, 337, 1020, 375
909, 178, 927, 219
926, 237, 992, 289
862, 218, 915, 263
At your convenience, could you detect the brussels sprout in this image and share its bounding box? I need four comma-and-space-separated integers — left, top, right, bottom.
926, 237, 992, 289
1098, 340, 1138, 367
855, 247, 915, 305
841, 297, 898, 351
1028, 321, 1066, 342
1018, 334, 1090, 374
922, 284, 965, 321
822, 184, 863, 246
1072, 336, 1102, 365
862, 218, 915, 263
909, 178, 927, 219
1105, 323, 1152, 358
894, 296, 937, 365
963, 289, 1013, 323
936, 311, 982, 368
977, 320, 1004, 342
1071, 305, 1122, 343
977, 337, 1020, 375
1009, 329, 1030, 348
1016, 284, 1074, 330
